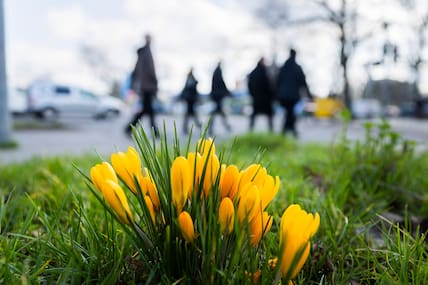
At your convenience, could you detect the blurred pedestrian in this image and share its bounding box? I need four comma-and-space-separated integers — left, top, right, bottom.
208, 61, 231, 135
180, 68, 201, 134
125, 34, 159, 137
247, 57, 274, 132
276, 49, 312, 137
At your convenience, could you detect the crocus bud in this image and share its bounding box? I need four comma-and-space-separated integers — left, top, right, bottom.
279, 204, 320, 280
178, 211, 196, 242
111, 146, 142, 194
90, 162, 118, 193
171, 156, 191, 212
218, 197, 235, 234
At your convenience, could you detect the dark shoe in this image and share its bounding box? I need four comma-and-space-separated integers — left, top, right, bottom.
124, 127, 132, 138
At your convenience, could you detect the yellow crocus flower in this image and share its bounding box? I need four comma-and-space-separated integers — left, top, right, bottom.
187, 152, 203, 197
99, 179, 134, 224
240, 164, 268, 189
171, 156, 191, 212
111, 146, 142, 194
197, 138, 216, 158
220, 164, 240, 200
201, 153, 220, 197
144, 195, 156, 224
240, 164, 279, 211
218, 197, 235, 234
139, 175, 160, 211
279, 204, 320, 280
237, 183, 261, 224
90, 162, 118, 192
178, 211, 196, 242
250, 211, 272, 246
259, 175, 280, 210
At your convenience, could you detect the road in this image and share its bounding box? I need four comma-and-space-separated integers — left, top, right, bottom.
1, 111, 427, 164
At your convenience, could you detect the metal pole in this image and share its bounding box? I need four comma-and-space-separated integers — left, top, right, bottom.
0, 0, 11, 144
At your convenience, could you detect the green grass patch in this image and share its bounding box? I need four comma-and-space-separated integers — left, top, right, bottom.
1, 121, 427, 284
0, 140, 18, 149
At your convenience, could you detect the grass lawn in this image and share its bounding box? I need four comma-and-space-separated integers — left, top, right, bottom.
1, 121, 427, 284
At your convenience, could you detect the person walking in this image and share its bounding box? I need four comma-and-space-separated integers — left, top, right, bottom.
180, 68, 201, 134
208, 61, 231, 136
125, 34, 159, 137
276, 49, 312, 137
247, 57, 274, 132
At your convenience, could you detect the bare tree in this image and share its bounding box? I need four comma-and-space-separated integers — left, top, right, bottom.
400, 0, 428, 96
79, 44, 121, 97
245, 0, 373, 110
305, 0, 376, 110
0, 0, 11, 144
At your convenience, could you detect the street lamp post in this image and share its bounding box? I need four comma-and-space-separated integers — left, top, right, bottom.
0, 0, 11, 144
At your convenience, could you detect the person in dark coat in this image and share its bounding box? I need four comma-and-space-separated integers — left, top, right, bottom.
180, 68, 201, 134
208, 61, 231, 135
125, 34, 159, 137
276, 49, 312, 137
247, 57, 274, 132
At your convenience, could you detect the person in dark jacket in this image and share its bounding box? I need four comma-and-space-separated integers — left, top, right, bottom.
180, 68, 201, 134
208, 61, 231, 135
125, 34, 159, 137
247, 57, 274, 132
276, 49, 312, 137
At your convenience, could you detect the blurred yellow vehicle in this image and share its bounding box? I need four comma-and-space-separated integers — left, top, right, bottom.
313, 98, 344, 118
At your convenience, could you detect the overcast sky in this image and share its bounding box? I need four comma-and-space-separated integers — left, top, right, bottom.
5, 0, 428, 98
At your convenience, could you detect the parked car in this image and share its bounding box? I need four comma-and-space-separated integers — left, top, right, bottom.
27, 81, 125, 120
352, 98, 382, 118
8, 87, 28, 115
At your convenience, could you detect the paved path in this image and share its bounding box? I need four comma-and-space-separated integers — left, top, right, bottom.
1, 112, 427, 165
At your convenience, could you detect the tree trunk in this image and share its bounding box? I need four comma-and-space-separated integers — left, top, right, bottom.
0, 0, 11, 144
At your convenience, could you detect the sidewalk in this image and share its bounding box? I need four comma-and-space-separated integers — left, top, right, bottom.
1, 114, 427, 165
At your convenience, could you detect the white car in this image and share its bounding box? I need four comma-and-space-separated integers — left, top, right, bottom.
28, 81, 125, 120
8, 88, 28, 115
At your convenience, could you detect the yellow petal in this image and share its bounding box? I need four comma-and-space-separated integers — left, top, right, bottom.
90, 162, 118, 193
139, 176, 160, 211
220, 164, 240, 200
250, 211, 272, 246
197, 138, 216, 158
218, 197, 235, 234
171, 156, 191, 212
187, 152, 203, 197
178, 211, 195, 242
259, 175, 280, 210
237, 183, 261, 224
240, 164, 268, 188
279, 204, 320, 279
111, 147, 142, 194
202, 153, 220, 197
144, 195, 156, 224
101, 179, 133, 224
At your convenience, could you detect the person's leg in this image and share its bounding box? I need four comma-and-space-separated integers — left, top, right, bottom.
208, 111, 215, 136
125, 109, 143, 134
190, 102, 201, 128
249, 112, 255, 131
283, 103, 294, 134
183, 103, 190, 134
218, 102, 231, 131
284, 102, 297, 137
267, 114, 273, 132
143, 91, 159, 137
125, 95, 144, 134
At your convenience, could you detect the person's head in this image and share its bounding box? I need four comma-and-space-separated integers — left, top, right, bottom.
258, 57, 265, 66
145, 34, 152, 45
289, 48, 297, 59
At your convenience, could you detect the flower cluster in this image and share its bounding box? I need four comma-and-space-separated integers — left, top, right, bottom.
170, 138, 280, 246
88, 136, 319, 283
